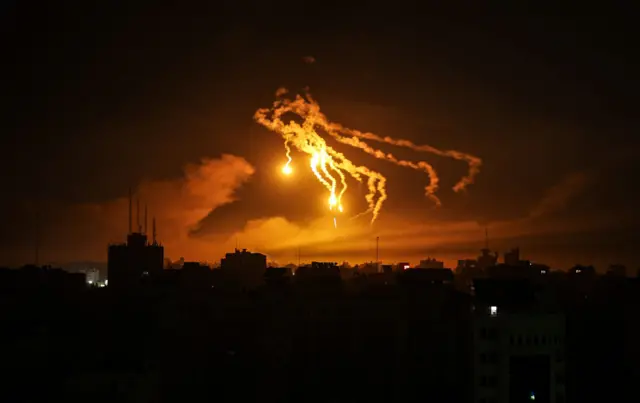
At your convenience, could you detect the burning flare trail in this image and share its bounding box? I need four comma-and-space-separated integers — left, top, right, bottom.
254, 88, 482, 223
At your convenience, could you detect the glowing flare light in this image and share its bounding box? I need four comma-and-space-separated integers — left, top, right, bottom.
281, 164, 292, 175
255, 88, 482, 224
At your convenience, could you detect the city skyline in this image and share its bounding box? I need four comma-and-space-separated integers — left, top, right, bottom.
2, 5, 638, 403
2, 184, 635, 271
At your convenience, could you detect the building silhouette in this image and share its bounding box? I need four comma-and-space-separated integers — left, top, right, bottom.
220, 248, 267, 289
417, 257, 445, 269
295, 262, 340, 283
107, 192, 163, 289
473, 278, 566, 403
8, 221, 640, 403
606, 264, 627, 277
456, 247, 499, 292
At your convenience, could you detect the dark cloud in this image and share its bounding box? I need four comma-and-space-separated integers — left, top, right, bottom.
0, 155, 255, 266
529, 171, 592, 218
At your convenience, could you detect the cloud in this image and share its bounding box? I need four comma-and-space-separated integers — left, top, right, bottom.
11, 155, 622, 271
222, 183, 627, 269
225, 212, 496, 266
28, 155, 255, 265
528, 171, 591, 218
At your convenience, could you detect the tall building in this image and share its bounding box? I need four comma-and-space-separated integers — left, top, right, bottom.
107, 192, 163, 289
220, 248, 267, 289
473, 279, 566, 403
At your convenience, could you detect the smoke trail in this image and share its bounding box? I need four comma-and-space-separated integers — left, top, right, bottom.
254, 88, 481, 223
283, 140, 292, 169
293, 92, 481, 195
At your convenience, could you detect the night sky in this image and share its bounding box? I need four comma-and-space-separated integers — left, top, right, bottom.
2, 3, 638, 269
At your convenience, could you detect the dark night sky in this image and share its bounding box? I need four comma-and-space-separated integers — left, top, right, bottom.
1, 3, 639, 269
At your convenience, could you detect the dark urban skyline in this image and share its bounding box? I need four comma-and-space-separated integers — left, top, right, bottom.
1, 4, 639, 269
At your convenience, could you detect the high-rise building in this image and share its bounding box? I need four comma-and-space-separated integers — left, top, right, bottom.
107, 232, 164, 289
473, 279, 566, 403
473, 309, 565, 403
107, 191, 163, 288
220, 248, 267, 289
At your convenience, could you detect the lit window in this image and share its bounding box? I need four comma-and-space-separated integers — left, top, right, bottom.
490, 306, 498, 316
576, 269, 581, 274
530, 391, 536, 401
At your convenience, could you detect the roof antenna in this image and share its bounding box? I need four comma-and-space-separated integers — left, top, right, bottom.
35, 208, 40, 267
152, 216, 156, 244
144, 203, 148, 235
128, 187, 132, 234
485, 226, 489, 250
136, 197, 141, 233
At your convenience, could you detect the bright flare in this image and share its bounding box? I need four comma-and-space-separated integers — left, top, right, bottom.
281, 164, 292, 175
328, 194, 337, 208
255, 87, 481, 223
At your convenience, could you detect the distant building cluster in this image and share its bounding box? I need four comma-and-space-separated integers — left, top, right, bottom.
4, 199, 638, 403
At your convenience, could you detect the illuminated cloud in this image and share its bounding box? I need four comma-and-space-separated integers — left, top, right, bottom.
222, 169, 614, 269
27, 155, 255, 264
5, 152, 623, 271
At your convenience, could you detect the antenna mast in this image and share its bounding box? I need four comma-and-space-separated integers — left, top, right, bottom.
144, 204, 148, 235
376, 236, 380, 272
128, 187, 132, 234
136, 198, 141, 233
485, 227, 489, 250
152, 216, 156, 244
35, 209, 40, 266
